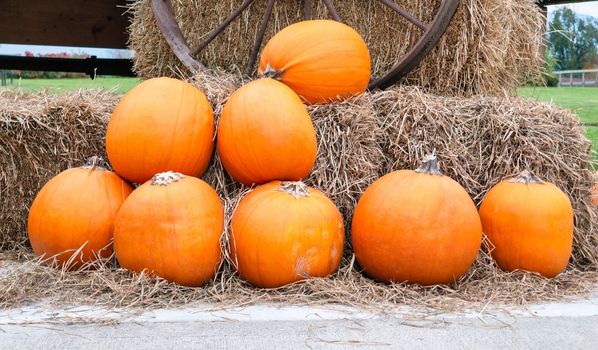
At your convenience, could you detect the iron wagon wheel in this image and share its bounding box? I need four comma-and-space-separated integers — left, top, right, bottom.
150, 0, 459, 90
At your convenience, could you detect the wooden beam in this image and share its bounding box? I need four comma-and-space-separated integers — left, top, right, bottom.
0, 55, 135, 77
0, 0, 129, 49
538, 0, 589, 6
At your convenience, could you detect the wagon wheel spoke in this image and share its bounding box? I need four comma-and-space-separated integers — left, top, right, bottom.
369, 0, 459, 90
190, 0, 257, 57
247, 0, 276, 75
321, 0, 341, 22
377, 0, 427, 31
150, 0, 204, 73
304, 0, 313, 20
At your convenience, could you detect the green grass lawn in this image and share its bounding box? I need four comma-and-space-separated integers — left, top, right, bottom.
0, 77, 139, 94
518, 87, 598, 163
518, 87, 598, 126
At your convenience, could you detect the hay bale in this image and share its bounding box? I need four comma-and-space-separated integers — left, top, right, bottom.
0, 90, 118, 249
1, 249, 597, 311
1, 81, 596, 309
190, 72, 597, 267
128, 0, 544, 97
1, 82, 596, 262
372, 88, 597, 266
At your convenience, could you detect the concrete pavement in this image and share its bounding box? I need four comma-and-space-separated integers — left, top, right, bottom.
1, 297, 598, 349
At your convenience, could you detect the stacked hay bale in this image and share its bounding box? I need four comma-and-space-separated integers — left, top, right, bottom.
1, 82, 596, 264
0, 0, 595, 309
0, 82, 596, 308
128, 0, 545, 96
0, 91, 115, 249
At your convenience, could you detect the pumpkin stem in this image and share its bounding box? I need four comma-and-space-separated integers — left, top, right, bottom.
278, 181, 311, 199
82, 156, 108, 170
510, 170, 544, 184
260, 63, 284, 80
415, 154, 443, 176
151, 171, 185, 186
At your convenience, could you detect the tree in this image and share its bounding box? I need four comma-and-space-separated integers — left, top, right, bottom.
548, 7, 598, 70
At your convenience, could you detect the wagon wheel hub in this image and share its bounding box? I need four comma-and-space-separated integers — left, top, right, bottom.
150, 0, 459, 90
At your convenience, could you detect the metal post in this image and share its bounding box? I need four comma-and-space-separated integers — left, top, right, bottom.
570, 73, 573, 87
558, 72, 562, 87
1, 70, 6, 86
582, 72, 586, 87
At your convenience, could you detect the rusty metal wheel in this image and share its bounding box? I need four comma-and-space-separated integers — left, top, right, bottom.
150, 0, 458, 90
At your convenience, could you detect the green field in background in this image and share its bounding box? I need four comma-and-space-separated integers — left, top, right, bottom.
518, 87, 597, 163
0, 77, 139, 94
518, 87, 598, 126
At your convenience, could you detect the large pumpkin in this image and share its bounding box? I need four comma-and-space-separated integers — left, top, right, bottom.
217, 78, 317, 185
351, 155, 482, 285
28, 157, 133, 268
106, 77, 214, 184
114, 172, 223, 287
479, 171, 573, 278
230, 181, 344, 288
258, 20, 371, 104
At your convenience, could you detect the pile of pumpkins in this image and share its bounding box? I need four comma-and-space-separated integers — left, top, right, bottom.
28, 20, 576, 289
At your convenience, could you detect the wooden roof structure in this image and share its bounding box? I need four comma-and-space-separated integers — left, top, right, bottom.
1, 0, 129, 49
0, 0, 132, 76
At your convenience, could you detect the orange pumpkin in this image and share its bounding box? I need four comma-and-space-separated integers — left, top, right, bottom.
28, 157, 133, 268
106, 77, 214, 184
351, 155, 482, 285
114, 172, 223, 287
230, 181, 344, 288
259, 20, 371, 104
479, 171, 573, 278
217, 78, 317, 185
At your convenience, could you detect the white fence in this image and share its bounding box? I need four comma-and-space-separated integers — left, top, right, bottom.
554, 69, 598, 87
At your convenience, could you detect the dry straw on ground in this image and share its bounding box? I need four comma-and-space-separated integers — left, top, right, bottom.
1, 78, 596, 310
128, 0, 545, 97
1, 249, 596, 312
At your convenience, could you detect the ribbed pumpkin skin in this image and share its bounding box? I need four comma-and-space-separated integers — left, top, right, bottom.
479, 180, 573, 278
230, 181, 344, 288
28, 167, 133, 268
217, 78, 317, 185
351, 170, 482, 285
106, 77, 215, 184
114, 175, 223, 287
258, 20, 371, 104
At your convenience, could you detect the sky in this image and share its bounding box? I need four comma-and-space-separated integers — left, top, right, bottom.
0, 1, 596, 58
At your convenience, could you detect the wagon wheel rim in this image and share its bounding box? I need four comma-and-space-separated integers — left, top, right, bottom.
150, 0, 459, 90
